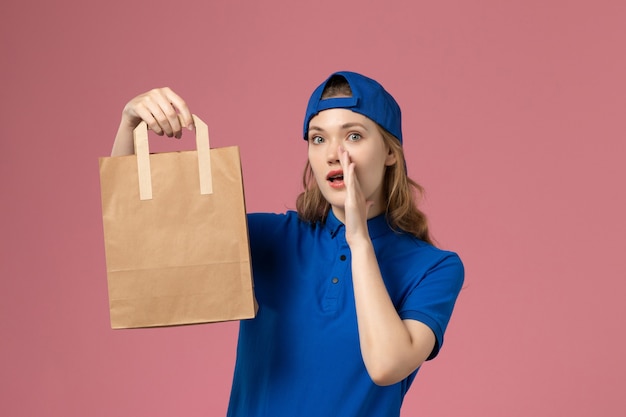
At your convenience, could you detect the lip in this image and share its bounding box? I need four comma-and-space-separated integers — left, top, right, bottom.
326, 170, 345, 189
326, 170, 343, 180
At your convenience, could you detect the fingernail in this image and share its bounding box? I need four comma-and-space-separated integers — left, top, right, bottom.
188, 124, 195, 130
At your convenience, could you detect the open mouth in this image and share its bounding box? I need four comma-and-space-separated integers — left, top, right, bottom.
326, 170, 344, 183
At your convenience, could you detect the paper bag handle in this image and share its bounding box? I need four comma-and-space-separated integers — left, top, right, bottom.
133, 114, 213, 200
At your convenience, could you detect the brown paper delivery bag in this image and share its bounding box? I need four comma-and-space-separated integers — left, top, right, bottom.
99, 115, 256, 329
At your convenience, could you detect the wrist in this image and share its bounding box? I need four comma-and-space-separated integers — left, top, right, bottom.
347, 234, 373, 252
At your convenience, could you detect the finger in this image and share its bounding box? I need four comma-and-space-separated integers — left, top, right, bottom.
338, 146, 352, 182
147, 89, 183, 138
162, 87, 194, 131
342, 148, 359, 194
139, 100, 168, 135
125, 94, 168, 136
126, 92, 174, 137
346, 162, 359, 201
341, 156, 360, 213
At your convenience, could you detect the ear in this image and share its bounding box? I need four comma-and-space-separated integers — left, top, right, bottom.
384, 146, 397, 166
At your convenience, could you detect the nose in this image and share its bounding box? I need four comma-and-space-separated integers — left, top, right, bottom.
326, 139, 340, 165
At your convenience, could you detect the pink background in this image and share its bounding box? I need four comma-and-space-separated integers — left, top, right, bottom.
1, 0, 625, 416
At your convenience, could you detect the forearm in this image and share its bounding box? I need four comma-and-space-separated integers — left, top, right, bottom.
350, 238, 435, 386
111, 117, 136, 156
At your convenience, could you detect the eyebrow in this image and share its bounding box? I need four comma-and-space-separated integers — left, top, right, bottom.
308, 122, 370, 133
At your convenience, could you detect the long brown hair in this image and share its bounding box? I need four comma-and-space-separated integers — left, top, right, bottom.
295, 76, 434, 245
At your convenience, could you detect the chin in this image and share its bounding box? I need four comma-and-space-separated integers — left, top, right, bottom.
318, 189, 344, 208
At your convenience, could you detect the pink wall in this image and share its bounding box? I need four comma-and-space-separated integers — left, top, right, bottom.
1, 1, 625, 416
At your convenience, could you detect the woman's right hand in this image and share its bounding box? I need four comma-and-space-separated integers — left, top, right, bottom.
111, 87, 194, 156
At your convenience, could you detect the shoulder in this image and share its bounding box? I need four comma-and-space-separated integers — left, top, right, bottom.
247, 211, 316, 239
376, 233, 464, 287
379, 231, 462, 266
247, 210, 303, 229
247, 210, 298, 223
412, 239, 464, 284
417, 241, 463, 271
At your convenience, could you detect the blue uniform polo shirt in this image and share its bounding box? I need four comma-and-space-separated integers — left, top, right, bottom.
227, 210, 464, 417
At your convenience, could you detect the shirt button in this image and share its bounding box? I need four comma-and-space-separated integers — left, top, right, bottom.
332, 277, 339, 284
340, 255, 347, 261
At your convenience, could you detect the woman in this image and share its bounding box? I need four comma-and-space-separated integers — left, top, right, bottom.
111, 71, 464, 417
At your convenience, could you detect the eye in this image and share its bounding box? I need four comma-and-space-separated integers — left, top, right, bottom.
347, 133, 362, 141
309, 135, 324, 145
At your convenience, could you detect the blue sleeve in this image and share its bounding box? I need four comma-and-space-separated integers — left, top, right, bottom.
246, 212, 298, 275
246, 212, 283, 260
398, 252, 464, 360
247, 212, 273, 243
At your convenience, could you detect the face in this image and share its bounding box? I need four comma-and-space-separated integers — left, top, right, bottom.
307, 108, 396, 221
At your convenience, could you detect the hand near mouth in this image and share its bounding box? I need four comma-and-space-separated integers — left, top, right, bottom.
338, 146, 373, 245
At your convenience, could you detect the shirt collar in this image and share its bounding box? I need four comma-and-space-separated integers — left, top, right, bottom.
324, 210, 393, 240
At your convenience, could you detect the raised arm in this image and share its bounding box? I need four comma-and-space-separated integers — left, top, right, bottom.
339, 146, 437, 386
111, 87, 194, 156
